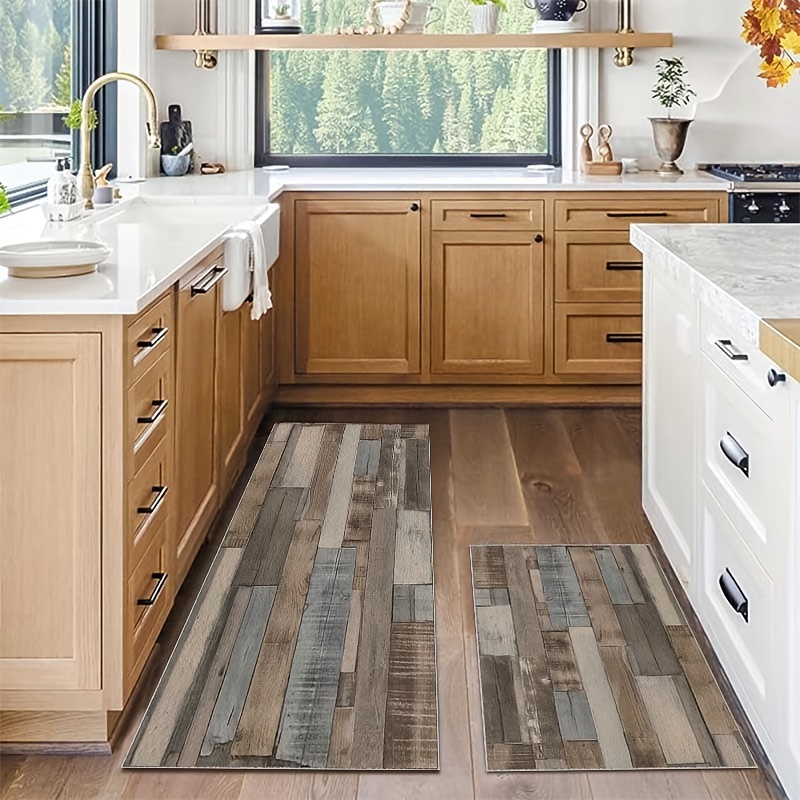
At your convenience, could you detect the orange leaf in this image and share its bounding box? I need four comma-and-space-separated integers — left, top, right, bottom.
759, 56, 796, 86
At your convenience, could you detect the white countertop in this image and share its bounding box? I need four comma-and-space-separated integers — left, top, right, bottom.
631, 223, 800, 345
0, 167, 728, 317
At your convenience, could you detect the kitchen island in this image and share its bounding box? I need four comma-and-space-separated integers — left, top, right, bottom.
632, 222, 800, 800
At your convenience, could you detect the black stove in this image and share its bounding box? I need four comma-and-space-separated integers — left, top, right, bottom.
704, 163, 800, 224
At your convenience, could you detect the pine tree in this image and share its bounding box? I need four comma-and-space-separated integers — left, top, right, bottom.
53, 43, 71, 108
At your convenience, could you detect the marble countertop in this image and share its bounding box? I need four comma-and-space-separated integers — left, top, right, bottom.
631, 223, 800, 352
0, 167, 728, 317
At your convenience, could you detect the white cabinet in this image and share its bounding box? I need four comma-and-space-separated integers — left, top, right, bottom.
642, 265, 699, 589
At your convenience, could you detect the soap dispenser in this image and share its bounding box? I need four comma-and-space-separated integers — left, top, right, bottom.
45, 158, 82, 222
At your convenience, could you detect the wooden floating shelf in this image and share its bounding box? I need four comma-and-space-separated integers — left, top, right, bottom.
155, 32, 674, 52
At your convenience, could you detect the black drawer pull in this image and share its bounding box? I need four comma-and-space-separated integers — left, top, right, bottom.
137, 398, 168, 426
715, 339, 748, 361
190, 265, 228, 296
137, 485, 168, 515
720, 432, 749, 477
136, 326, 168, 350
470, 212, 508, 219
606, 211, 670, 218
767, 368, 786, 387
719, 569, 748, 622
605, 261, 643, 271
606, 333, 643, 344
137, 572, 168, 607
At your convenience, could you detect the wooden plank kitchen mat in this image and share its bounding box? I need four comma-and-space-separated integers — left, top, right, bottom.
471, 544, 755, 772
126, 422, 438, 770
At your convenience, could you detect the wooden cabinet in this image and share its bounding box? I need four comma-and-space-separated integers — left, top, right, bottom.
242, 307, 262, 431
0, 334, 102, 694
431, 230, 545, 376
174, 258, 225, 586
295, 199, 421, 376
554, 197, 721, 230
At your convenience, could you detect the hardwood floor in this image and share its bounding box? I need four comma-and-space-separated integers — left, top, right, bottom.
0, 408, 783, 800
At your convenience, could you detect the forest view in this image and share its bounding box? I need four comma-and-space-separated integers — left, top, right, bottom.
0, 0, 71, 112
268, 0, 553, 156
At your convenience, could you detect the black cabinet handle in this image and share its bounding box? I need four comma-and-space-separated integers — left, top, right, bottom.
715, 339, 749, 361
409, 203, 420, 212
534, 234, 544, 243
470, 212, 507, 218
137, 485, 168, 515
767, 369, 786, 387
720, 432, 749, 477
606, 333, 643, 344
136, 326, 168, 350
606, 261, 643, 271
606, 211, 669, 218
190, 265, 228, 296
719, 569, 748, 622
137, 398, 168, 426
137, 572, 168, 607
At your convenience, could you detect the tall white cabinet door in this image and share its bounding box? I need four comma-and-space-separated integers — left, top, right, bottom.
642, 268, 699, 589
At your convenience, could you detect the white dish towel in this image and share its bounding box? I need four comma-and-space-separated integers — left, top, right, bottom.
223, 219, 273, 319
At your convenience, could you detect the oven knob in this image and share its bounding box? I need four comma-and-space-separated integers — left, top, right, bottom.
779, 199, 791, 214
747, 199, 760, 214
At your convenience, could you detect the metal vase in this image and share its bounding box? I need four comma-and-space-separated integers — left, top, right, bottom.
649, 118, 692, 176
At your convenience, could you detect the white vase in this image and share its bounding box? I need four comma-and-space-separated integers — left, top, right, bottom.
377, 0, 436, 33
471, 3, 499, 34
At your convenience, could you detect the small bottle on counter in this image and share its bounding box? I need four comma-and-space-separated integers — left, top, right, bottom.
45, 158, 82, 221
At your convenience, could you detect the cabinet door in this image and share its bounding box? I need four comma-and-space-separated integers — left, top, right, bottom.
218, 307, 244, 497
260, 306, 277, 400
175, 265, 222, 585
642, 268, 699, 587
431, 231, 545, 375
0, 334, 101, 691
295, 199, 421, 375
241, 305, 262, 432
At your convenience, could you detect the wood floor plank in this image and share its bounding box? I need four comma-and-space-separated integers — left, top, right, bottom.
569, 547, 626, 646
233, 488, 293, 586
504, 546, 548, 666
253, 488, 307, 586
599, 644, 666, 768
275, 547, 355, 767
479, 655, 504, 746
222, 439, 287, 547
318, 424, 362, 547
178, 585, 251, 766
506, 408, 604, 544
305, 423, 346, 521
542, 630, 582, 692
394, 510, 433, 584
554, 690, 597, 741
487, 742, 536, 770
611, 545, 646, 604
565, 740, 605, 769
633, 602, 682, 676
344, 477, 376, 542
704, 771, 761, 800
666, 625, 740, 736
614, 604, 660, 676
713, 732, 754, 768
270, 423, 301, 487
352, 507, 397, 769
341, 588, 363, 673
537, 545, 590, 628
470, 544, 508, 588
529, 565, 555, 631
595, 546, 634, 604
672, 674, 721, 768
355, 439, 381, 478
404, 437, 420, 510
414, 584, 434, 621
627, 545, 683, 626
569, 626, 633, 769
278, 423, 325, 488
232, 520, 322, 757
475, 605, 518, 657
336, 672, 356, 708
636, 676, 706, 765
239, 772, 359, 800
450, 409, 528, 527
127, 547, 242, 766
328, 707, 355, 769
383, 621, 438, 769
201, 586, 277, 757
520, 654, 563, 761
375, 430, 405, 509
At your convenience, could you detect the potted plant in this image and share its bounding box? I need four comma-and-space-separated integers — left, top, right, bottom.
274, 2, 291, 18
0, 182, 9, 215
650, 57, 696, 176
469, 0, 505, 34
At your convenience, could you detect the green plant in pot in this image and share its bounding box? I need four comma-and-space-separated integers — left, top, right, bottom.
650, 57, 696, 176
468, 0, 506, 34
0, 182, 9, 215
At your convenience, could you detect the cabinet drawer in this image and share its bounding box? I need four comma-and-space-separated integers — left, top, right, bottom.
555, 304, 642, 375
702, 355, 787, 572
698, 486, 774, 730
128, 350, 172, 472
701, 305, 790, 421
127, 293, 173, 386
555, 198, 719, 230
431, 199, 544, 231
555, 231, 643, 303
126, 516, 172, 688
128, 433, 170, 567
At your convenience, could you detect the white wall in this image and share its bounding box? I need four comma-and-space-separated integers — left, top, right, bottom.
139, 0, 799, 171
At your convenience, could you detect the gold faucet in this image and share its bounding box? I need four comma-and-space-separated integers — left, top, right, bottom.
78, 72, 161, 208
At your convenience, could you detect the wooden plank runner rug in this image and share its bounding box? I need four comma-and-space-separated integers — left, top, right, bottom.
471, 544, 755, 772
126, 422, 438, 770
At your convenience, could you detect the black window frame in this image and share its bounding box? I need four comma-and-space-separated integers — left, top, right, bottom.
4, 0, 117, 207
254, 48, 562, 168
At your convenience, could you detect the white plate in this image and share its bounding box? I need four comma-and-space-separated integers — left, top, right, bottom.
262, 165, 290, 172
0, 240, 112, 270
526, 164, 556, 172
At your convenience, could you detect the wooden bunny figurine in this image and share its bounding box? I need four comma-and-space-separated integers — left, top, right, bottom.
596, 124, 615, 162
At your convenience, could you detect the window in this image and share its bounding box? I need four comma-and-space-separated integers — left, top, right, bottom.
0, 0, 116, 204
256, 0, 560, 166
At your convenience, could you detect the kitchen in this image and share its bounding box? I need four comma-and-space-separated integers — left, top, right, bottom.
1, 0, 799, 798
